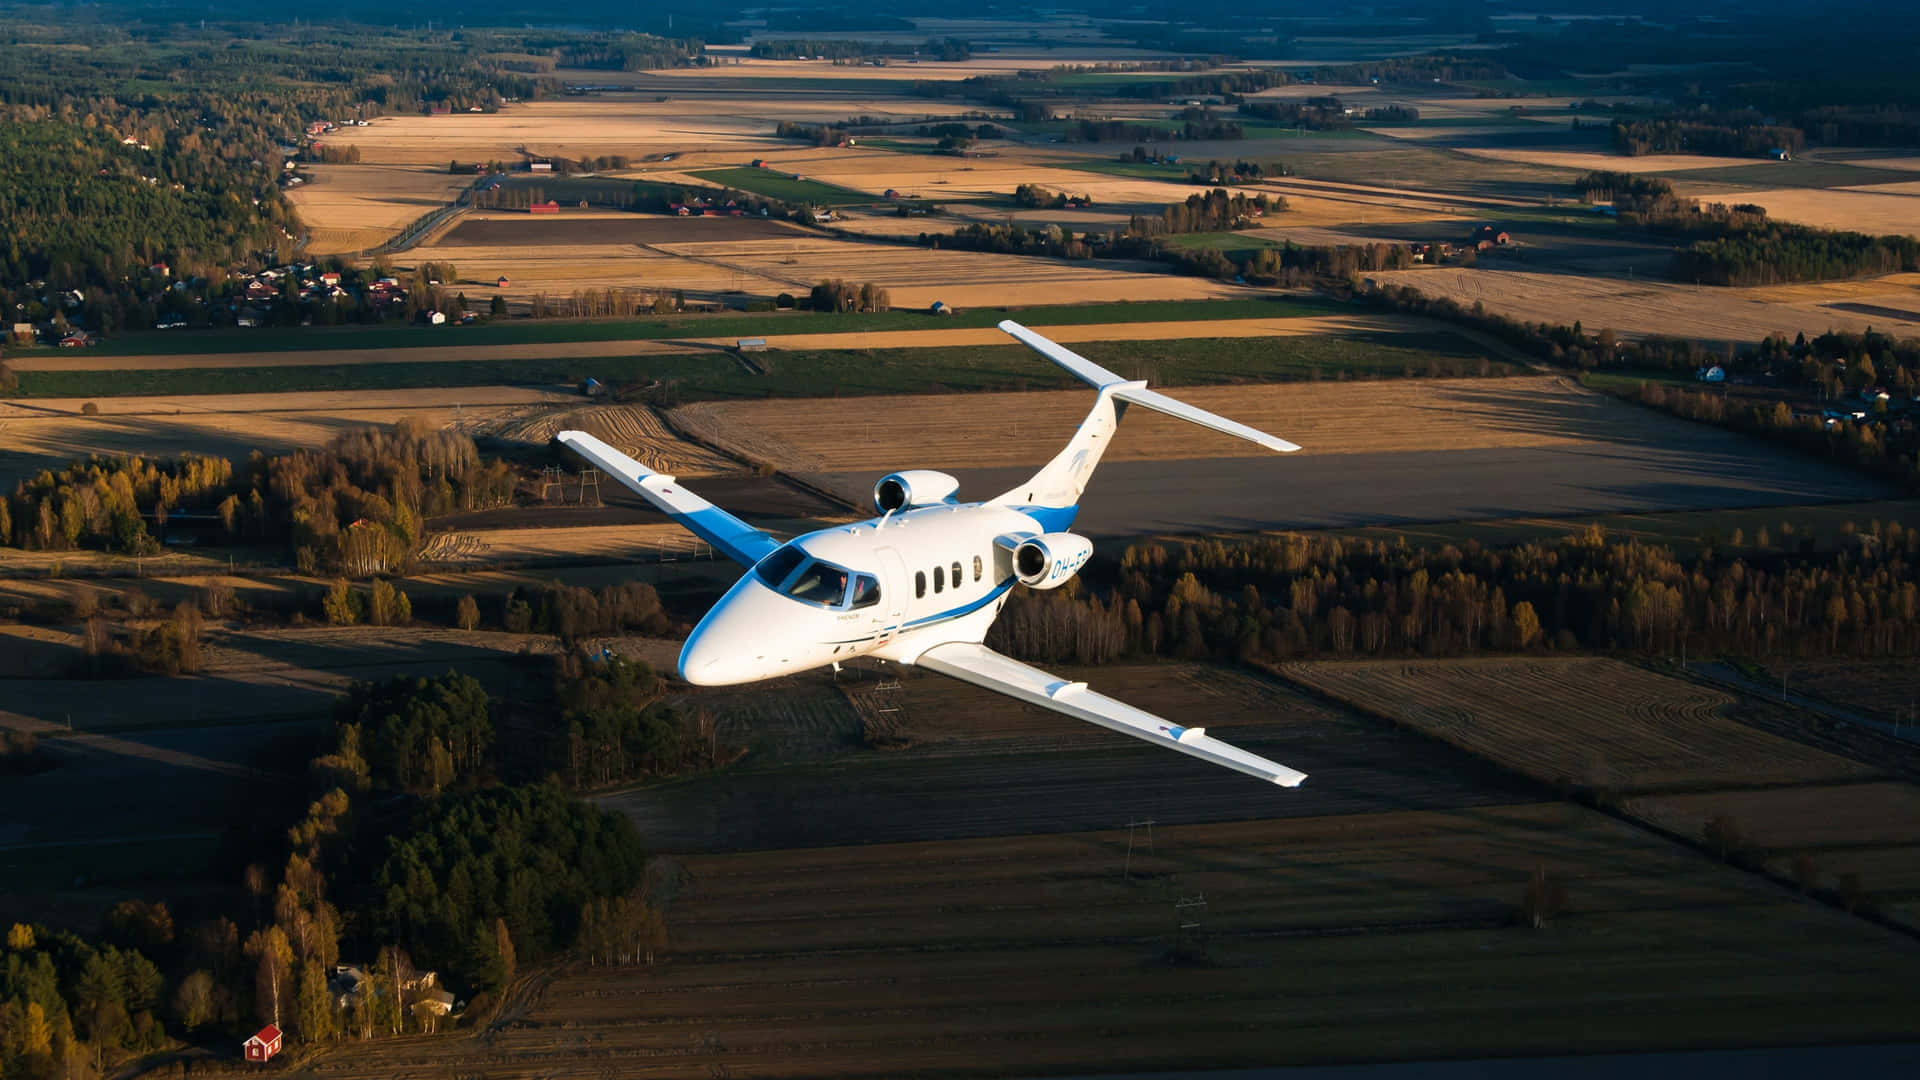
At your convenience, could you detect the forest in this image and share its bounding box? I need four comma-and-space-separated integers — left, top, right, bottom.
3, 421, 519, 576
989, 522, 1920, 668
1575, 172, 1920, 285
0, 16, 700, 333
1, 918, 172, 1079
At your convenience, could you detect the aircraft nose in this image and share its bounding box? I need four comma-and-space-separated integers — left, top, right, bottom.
677, 629, 742, 686
678, 577, 789, 686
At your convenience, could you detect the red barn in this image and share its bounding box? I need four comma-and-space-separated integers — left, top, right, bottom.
528, 201, 560, 214
243, 1025, 282, 1062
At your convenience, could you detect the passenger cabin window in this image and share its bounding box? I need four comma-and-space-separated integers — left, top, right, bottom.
973, 555, 983, 582
934, 565, 945, 593
850, 574, 881, 610
915, 571, 926, 598
952, 561, 963, 588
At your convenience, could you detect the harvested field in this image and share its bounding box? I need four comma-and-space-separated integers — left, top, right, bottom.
1679, 185, 1920, 236
436, 212, 801, 246
294, 803, 1920, 1079
1277, 657, 1877, 793
1625, 782, 1920, 853
486, 403, 737, 475
1748, 657, 1920, 726
677, 376, 1710, 472
2, 337, 694, 371
0, 387, 571, 491
1622, 782, 1920, 929
285, 164, 473, 253
1456, 149, 1764, 174
1366, 266, 1907, 343
404, 232, 1244, 309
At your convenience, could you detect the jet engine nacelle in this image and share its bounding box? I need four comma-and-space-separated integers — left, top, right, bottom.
1013, 532, 1093, 589
873, 470, 961, 513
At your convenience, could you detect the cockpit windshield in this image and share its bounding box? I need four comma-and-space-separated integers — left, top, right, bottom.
752, 544, 877, 610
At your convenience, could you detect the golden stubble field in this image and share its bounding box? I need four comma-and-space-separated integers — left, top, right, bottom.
1277, 656, 1876, 791
1368, 266, 1920, 342
1678, 184, 1920, 236
284, 164, 475, 253
403, 226, 1245, 309
322, 97, 980, 166
291, 802, 1920, 1079
672, 374, 1678, 474
0, 387, 574, 489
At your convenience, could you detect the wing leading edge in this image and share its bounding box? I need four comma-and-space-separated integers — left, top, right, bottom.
556, 430, 782, 568
915, 641, 1307, 786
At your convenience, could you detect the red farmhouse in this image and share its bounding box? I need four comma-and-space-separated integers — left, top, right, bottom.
243, 1024, 282, 1062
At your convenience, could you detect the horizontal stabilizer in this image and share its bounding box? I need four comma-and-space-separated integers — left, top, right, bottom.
996, 320, 1299, 455
556, 430, 781, 568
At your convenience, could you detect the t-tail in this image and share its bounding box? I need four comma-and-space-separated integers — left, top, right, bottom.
990, 320, 1299, 510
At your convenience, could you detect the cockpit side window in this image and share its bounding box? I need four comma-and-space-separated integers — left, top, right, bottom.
849, 574, 880, 610
754, 545, 806, 590
784, 560, 850, 606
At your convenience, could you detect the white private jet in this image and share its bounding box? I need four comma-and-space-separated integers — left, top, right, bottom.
559, 320, 1307, 785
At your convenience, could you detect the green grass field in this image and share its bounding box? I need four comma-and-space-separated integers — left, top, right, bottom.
1059, 159, 1195, 181
74, 296, 1343, 357
16, 329, 1512, 400
1165, 230, 1283, 253
692, 166, 874, 206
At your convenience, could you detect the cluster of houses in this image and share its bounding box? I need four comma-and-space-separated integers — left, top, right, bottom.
239, 964, 457, 1061
669, 195, 766, 218
1408, 225, 1513, 263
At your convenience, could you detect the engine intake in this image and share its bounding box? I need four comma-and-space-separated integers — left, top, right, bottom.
1012, 532, 1093, 589
873, 470, 960, 513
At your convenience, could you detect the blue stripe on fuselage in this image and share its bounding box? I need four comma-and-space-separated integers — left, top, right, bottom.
1015, 504, 1078, 533
904, 576, 1015, 630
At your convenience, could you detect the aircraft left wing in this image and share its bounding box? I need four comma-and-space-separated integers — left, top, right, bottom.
556, 430, 782, 568
915, 641, 1307, 786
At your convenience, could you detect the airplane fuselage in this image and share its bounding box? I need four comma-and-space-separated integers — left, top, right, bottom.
677, 500, 1070, 685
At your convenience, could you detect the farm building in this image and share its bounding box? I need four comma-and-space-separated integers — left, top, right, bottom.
929, 300, 953, 316
737, 337, 768, 352
1697, 364, 1726, 382
1470, 225, 1511, 246
529, 161, 552, 172
528, 201, 560, 214
496, 276, 510, 288
1769, 147, 1792, 161
243, 1025, 282, 1062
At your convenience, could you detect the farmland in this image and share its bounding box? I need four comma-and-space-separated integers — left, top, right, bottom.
1276, 657, 1876, 793
291, 802, 1920, 1079
283, 164, 475, 254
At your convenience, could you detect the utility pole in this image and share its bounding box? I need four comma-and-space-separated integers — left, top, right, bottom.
1124, 819, 1156, 880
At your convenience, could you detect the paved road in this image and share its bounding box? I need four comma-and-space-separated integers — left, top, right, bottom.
814, 437, 1894, 539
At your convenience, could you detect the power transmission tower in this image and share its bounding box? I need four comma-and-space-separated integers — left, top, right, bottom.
577, 467, 601, 506
1173, 892, 1208, 964
1124, 818, 1156, 881
539, 465, 564, 503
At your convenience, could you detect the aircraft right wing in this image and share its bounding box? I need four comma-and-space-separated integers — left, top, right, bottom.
915, 641, 1307, 786
557, 430, 782, 568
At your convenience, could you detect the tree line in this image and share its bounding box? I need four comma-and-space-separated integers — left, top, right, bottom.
989, 523, 1920, 667
1577, 171, 1920, 285
4, 421, 519, 576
